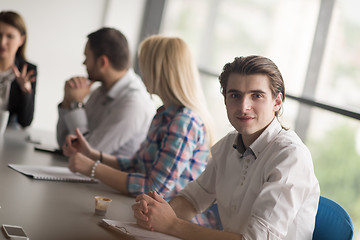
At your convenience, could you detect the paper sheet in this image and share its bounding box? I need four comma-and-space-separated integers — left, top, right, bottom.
101, 219, 181, 240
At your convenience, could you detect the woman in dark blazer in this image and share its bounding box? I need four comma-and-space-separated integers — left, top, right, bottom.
0, 11, 37, 128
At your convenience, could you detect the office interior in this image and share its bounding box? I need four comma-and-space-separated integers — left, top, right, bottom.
1, 0, 359, 238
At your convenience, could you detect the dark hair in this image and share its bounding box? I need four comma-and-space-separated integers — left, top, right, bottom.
0, 11, 27, 59
219, 55, 285, 118
87, 27, 129, 70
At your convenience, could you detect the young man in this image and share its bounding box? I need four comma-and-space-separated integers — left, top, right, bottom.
132, 55, 320, 239
57, 28, 155, 156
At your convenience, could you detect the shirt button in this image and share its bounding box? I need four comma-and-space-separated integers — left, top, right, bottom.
244, 165, 248, 169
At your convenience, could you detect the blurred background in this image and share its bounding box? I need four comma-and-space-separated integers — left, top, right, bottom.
1, 0, 359, 238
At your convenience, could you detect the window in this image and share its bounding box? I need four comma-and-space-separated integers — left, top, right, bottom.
306, 0, 360, 235
317, 0, 360, 111
161, 0, 320, 139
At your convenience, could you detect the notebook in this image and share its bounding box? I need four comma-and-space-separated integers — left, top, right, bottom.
8, 164, 98, 183
99, 219, 181, 240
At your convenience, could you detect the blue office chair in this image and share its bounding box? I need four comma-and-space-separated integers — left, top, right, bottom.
312, 196, 354, 240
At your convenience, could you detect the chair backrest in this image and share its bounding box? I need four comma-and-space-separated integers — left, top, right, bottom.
312, 196, 354, 240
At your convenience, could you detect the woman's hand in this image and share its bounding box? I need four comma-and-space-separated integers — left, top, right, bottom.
12, 64, 36, 93
68, 152, 94, 176
62, 128, 93, 158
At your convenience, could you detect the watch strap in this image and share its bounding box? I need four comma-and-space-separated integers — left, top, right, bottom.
70, 101, 84, 110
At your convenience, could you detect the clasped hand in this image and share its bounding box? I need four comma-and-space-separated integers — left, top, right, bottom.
63, 76, 93, 104
132, 191, 177, 234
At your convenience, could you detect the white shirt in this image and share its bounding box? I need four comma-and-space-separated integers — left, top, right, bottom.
57, 69, 156, 156
179, 118, 320, 239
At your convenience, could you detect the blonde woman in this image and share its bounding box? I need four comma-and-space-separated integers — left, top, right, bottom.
63, 35, 215, 225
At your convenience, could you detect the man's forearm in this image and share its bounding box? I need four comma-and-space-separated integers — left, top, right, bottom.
169, 196, 198, 221
169, 217, 243, 240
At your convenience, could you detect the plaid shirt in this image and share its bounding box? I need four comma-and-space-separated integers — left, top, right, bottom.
117, 105, 210, 201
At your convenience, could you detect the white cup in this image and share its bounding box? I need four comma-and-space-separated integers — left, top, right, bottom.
0, 110, 9, 136
94, 196, 112, 216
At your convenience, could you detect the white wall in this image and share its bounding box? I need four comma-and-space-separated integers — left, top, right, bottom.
1, 0, 145, 133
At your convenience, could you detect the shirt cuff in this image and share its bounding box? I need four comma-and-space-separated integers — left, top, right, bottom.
242, 215, 282, 240
126, 173, 146, 197
58, 103, 70, 115
63, 108, 88, 133
117, 156, 133, 171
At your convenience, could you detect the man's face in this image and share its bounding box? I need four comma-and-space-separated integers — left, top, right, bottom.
0, 22, 24, 61
225, 73, 282, 145
83, 41, 100, 81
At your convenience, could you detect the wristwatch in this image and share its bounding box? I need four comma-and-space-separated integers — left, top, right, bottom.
70, 101, 84, 110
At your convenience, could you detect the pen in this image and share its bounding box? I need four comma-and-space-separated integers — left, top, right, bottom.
71, 131, 89, 143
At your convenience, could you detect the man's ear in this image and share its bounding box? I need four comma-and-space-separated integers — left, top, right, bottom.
98, 55, 109, 69
274, 92, 283, 112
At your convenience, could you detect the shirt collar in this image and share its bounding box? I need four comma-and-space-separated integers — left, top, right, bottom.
232, 118, 283, 159
105, 68, 136, 100
232, 134, 253, 158
156, 104, 183, 118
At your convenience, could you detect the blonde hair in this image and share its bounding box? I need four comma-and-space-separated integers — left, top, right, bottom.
138, 35, 214, 145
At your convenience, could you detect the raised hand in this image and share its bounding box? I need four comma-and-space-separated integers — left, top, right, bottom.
12, 64, 36, 93
62, 128, 92, 157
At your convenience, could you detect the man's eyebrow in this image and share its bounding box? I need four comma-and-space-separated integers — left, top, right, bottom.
250, 90, 267, 94
226, 89, 241, 94
226, 89, 267, 94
